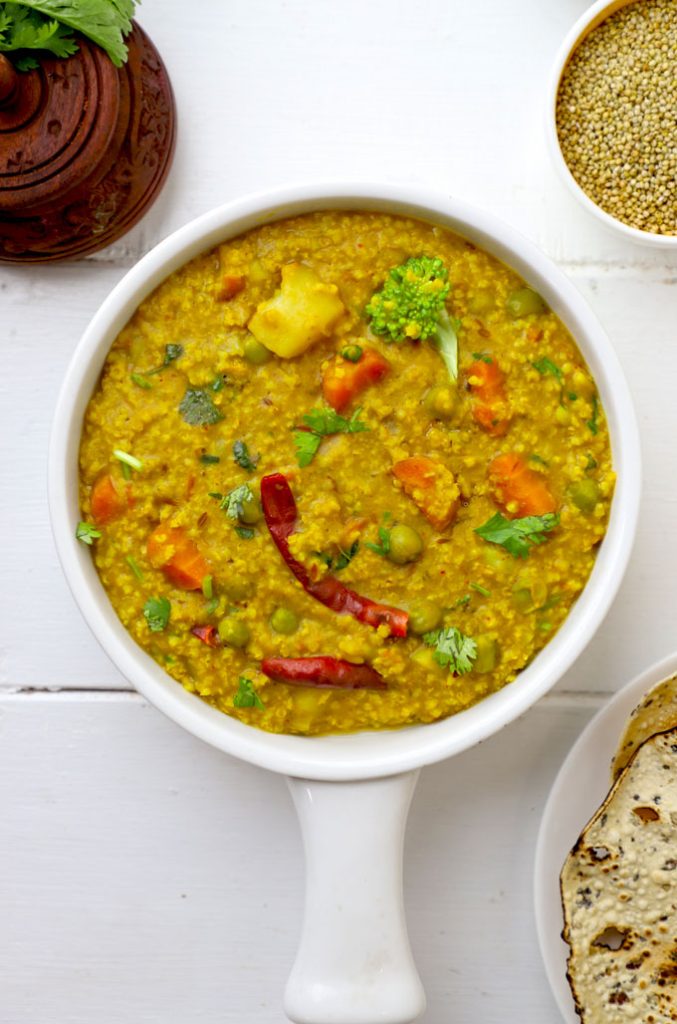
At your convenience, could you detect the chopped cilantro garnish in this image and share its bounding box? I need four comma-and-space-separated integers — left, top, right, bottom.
113, 449, 143, 471
126, 555, 144, 581
233, 440, 259, 471
75, 521, 101, 545
532, 357, 563, 382
316, 540, 359, 572
130, 373, 152, 390
179, 388, 223, 426
529, 453, 549, 467
293, 406, 368, 467
472, 352, 493, 364
474, 511, 560, 559
204, 597, 219, 616
470, 582, 491, 597
211, 375, 226, 392
147, 343, 184, 375
143, 596, 171, 632
233, 676, 264, 709
235, 526, 255, 540
200, 454, 220, 465
211, 483, 253, 520
121, 462, 132, 481
423, 627, 477, 675
587, 395, 599, 435
365, 515, 392, 557
454, 594, 471, 609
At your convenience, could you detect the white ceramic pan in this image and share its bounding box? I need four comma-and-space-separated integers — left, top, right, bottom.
49, 183, 641, 1024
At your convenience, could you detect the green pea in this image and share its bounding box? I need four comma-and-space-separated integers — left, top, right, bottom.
408, 600, 443, 636
223, 577, 255, 601
512, 587, 534, 613
270, 607, 299, 635
238, 490, 262, 525
243, 335, 271, 365
569, 478, 600, 514
467, 289, 494, 315
474, 634, 498, 674
387, 524, 423, 565
218, 616, 251, 648
506, 287, 547, 319
423, 384, 457, 421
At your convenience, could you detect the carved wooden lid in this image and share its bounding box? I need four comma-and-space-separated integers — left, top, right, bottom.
0, 22, 176, 262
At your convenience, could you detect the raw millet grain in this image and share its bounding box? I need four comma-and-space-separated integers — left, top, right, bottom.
556, 0, 677, 235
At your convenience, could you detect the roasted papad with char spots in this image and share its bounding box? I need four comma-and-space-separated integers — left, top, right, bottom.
561, 726, 677, 1023
612, 674, 677, 780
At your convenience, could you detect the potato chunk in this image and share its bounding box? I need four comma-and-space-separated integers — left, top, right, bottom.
247, 263, 345, 358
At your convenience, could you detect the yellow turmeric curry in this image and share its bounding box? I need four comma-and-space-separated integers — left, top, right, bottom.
77, 211, 613, 735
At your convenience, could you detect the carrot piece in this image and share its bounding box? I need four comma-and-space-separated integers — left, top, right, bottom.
467, 358, 511, 437
147, 525, 209, 590
322, 348, 390, 412
91, 472, 128, 525
217, 274, 246, 301
489, 453, 556, 518
392, 456, 460, 531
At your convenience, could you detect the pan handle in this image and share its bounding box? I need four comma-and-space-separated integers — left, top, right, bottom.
284, 770, 425, 1024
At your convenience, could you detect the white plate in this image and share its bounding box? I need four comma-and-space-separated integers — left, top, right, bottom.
534, 650, 677, 1023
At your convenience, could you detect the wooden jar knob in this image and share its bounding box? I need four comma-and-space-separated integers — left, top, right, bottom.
0, 54, 19, 106
0, 25, 176, 263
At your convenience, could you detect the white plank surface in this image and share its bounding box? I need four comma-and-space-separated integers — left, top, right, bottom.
1, 0, 676, 1021
1, 693, 596, 1024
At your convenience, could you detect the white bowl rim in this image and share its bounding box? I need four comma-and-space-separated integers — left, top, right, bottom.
545, 0, 677, 250
48, 180, 642, 781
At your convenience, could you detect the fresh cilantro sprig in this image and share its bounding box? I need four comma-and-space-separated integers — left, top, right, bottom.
75, 521, 101, 545
293, 406, 368, 467
143, 597, 171, 632
424, 627, 477, 676
316, 540, 359, 572
233, 676, 264, 710
179, 388, 223, 427
474, 511, 560, 559
233, 440, 258, 471
0, 0, 138, 69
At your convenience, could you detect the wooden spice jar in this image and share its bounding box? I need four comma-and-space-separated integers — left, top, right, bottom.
0, 23, 176, 262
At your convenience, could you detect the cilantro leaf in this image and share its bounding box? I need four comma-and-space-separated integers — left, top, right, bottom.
211, 483, 253, 520
532, 356, 563, 382
143, 596, 171, 632
233, 676, 264, 709
474, 511, 560, 559
365, 514, 392, 557
5, 0, 137, 67
423, 627, 477, 675
179, 388, 223, 427
235, 526, 255, 540
293, 430, 323, 468
316, 540, 360, 572
0, 4, 77, 58
233, 440, 258, 471
147, 343, 184, 376
293, 406, 368, 467
75, 521, 101, 545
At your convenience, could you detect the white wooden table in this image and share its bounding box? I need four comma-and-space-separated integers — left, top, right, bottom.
2, 1, 676, 1020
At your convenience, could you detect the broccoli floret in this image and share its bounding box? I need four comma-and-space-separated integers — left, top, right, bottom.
366, 255, 460, 382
